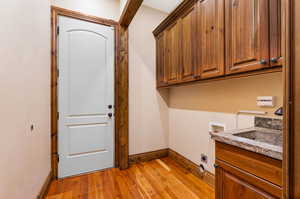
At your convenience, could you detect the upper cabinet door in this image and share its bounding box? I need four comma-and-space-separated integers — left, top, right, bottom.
179, 5, 197, 82
156, 32, 167, 87
197, 0, 225, 79
269, 0, 282, 67
225, 0, 270, 74
165, 21, 181, 84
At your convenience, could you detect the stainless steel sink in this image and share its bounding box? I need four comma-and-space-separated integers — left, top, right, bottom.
233, 130, 282, 146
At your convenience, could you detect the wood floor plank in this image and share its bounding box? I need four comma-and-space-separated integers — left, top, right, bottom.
114, 168, 136, 198
136, 162, 174, 199
121, 167, 149, 199
103, 170, 119, 199
146, 160, 200, 199
162, 158, 215, 199
88, 172, 102, 199
46, 157, 215, 199
132, 164, 162, 199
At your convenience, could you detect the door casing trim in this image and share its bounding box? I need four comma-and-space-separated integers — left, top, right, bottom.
51, 6, 127, 178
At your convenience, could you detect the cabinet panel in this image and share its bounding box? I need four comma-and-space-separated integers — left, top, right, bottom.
216, 142, 282, 187
197, 0, 225, 78
222, 170, 276, 199
225, 0, 270, 74
216, 160, 281, 199
165, 21, 180, 84
179, 6, 197, 82
156, 32, 166, 87
269, 0, 282, 67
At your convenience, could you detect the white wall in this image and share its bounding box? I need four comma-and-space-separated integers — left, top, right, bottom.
168, 73, 283, 174
143, 0, 183, 13
169, 109, 254, 174
52, 0, 120, 21
0, 0, 51, 198
129, 6, 169, 155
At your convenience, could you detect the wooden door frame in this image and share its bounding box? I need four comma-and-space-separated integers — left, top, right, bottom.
50, 6, 128, 178
282, 0, 291, 198
283, 0, 300, 198
283, 0, 289, 196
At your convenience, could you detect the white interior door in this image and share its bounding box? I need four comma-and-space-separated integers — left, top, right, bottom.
58, 16, 115, 178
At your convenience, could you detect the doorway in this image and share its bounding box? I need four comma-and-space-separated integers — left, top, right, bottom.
57, 16, 115, 178
51, 6, 129, 179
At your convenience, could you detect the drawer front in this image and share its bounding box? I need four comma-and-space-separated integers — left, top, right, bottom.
216, 142, 282, 187
216, 160, 282, 199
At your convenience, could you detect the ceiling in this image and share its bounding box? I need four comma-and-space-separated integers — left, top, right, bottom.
143, 0, 183, 13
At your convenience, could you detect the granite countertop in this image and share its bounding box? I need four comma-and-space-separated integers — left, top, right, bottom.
210, 127, 283, 160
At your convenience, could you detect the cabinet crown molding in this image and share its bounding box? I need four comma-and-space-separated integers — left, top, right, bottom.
153, 0, 197, 36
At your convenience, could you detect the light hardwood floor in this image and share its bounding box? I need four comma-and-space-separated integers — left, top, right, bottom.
46, 157, 215, 199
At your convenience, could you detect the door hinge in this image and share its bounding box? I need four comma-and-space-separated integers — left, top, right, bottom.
57, 112, 59, 120
57, 69, 59, 78
57, 154, 60, 163
57, 26, 60, 35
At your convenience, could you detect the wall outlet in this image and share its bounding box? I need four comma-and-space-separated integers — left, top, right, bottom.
209, 122, 225, 133
201, 154, 208, 164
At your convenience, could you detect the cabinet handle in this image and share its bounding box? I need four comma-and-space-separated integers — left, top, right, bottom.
270, 57, 279, 63
259, 59, 268, 65
233, 0, 239, 7
214, 164, 219, 169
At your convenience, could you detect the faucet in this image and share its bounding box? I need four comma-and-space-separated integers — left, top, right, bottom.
274, 107, 283, 116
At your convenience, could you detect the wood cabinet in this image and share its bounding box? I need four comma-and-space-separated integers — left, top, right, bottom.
269, 0, 283, 67
179, 5, 198, 82
165, 21, 181, 84
197, 0, 225, 79
153, 0, 282, 88
156, 32, 166, 87
215, 142, 282, 199
225, 0, 270, 74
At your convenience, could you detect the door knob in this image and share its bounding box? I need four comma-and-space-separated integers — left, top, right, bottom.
108, 113, 113, 118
